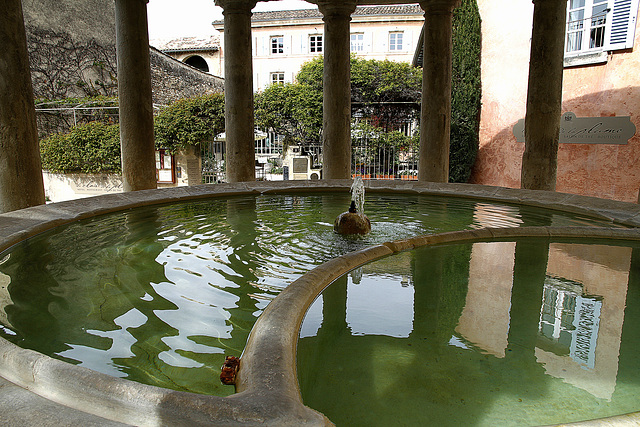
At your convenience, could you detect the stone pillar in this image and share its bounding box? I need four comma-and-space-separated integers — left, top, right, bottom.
318, 1, 357, 180
0, 1, 46, 213
521, 0, 566, 191
418, 0, 460, 183
115, 0, 157, 192
216, 0, 257, 182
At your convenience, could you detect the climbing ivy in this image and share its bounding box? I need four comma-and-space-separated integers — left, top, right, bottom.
27, 26, 118, 100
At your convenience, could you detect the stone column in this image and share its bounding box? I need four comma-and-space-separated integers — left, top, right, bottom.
115, 0, 157, 192
521, 0, 566, 191
0, 1, 46, 213
216, 0, 257, 182
318, 1, 357, 180
418, 0, 460, 183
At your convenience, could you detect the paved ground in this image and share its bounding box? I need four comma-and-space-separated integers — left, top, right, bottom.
0, 378, 126, 426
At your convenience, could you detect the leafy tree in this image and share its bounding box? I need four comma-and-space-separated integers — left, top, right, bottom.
257, 0, 481, 183
256, 56, 422, 147
40, 121, 121, 173
295, 56, 422, 131
154, 93, 225, 153
254, 82, 322, 149
350, 57, 422, 130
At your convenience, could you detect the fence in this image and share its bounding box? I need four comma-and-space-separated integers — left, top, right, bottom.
201, 141, 225, 184
201, 133, 419, 183
350, 137, 419, 181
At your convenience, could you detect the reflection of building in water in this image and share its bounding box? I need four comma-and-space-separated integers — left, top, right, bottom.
472, 203, 523, 228
538, 277, 602, 370
457, 241, 631, 400
457, 242, 516, 357
538, 244, 631, 400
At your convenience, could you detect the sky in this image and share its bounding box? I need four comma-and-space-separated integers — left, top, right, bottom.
147, 0, 317, 41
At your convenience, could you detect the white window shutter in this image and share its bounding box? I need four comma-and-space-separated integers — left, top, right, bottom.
365, 31, 373, 53
285, 35, 292, 54
257, 36, 265, 56
405, 30, 413, 51
604, 0, 639, 51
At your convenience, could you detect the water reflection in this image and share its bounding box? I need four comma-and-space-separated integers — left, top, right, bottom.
0, 193, 629, 397
298, 240, 640, 426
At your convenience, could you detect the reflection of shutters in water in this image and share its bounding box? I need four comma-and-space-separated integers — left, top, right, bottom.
538, 277, 602, 369
571, 296, 602, 368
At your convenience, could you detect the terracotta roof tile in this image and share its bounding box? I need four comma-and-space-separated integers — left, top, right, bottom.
151, 35, 220, 52
212, 4, 422, 25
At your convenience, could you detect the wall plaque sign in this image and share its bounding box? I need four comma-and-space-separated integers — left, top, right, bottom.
513, 112, 636, 144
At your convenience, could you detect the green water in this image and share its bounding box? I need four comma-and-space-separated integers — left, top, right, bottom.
0, 193, 623, 396
298, 240, 640, 426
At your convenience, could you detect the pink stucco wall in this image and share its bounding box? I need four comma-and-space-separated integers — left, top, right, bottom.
472, 0, 640, 203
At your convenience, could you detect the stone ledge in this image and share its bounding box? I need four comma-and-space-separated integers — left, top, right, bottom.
2, 181, 640, 426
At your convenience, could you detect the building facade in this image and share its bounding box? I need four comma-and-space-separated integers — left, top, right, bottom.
213, 5, 424, 92
471, 0, 640, 202
152, 36, 223, 77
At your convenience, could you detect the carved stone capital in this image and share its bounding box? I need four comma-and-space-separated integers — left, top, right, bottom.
215, 0, 257, 15
419, 0, 461, 14
317, 0, 357, 19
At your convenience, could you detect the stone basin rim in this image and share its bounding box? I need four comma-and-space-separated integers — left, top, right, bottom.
1, 180, 640, 426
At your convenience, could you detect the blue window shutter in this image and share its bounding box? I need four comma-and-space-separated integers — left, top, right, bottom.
605, 0, 639, 50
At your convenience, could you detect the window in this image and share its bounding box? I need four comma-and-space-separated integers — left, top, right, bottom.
270, 72, 285, 85
566, 0, 608, 53
309, 35, 323, 53
565, 0, 639, 61
389, 32, 403, 51
350, 33, 364, 52
271, 36, 284, 54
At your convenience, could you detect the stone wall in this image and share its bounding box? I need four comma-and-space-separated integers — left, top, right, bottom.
43, 148, 202, 202
150, 48, 224, 105
22, 0, 223, 104
22, 0, 116, 46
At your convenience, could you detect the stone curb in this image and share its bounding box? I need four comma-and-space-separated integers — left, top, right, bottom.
1, 181, 640, 425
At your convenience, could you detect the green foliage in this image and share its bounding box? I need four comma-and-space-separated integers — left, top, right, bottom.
352, 121, 417, 151
258, 56, 423, 147
450, 0, 482, 183
255, 82, 323, 148
154, 93, 225, 153
35, 96, 119, 140
350, 57, 422, 104
40, 121, 121, 173
351, 122, 418, 175
40, 94, 226, 174
295, 56, 324, 91
260, 0, 482, 183
297, 55, 422, 104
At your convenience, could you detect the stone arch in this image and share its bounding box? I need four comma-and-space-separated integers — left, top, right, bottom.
183, 55, 209, 72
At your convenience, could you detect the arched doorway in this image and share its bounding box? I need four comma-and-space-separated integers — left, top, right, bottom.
184, 55, 209, 72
